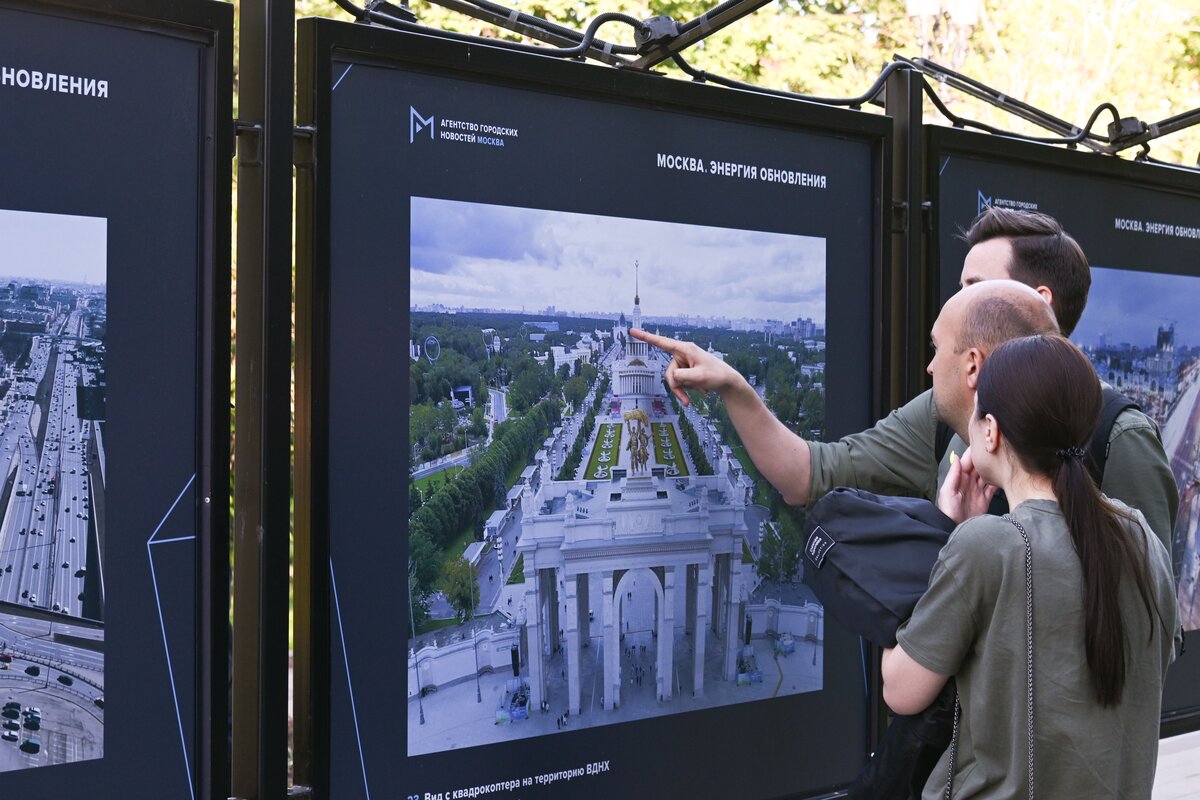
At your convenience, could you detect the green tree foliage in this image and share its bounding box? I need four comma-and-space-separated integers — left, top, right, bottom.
292, 0, 1200, 165
669, 388, 713, 475
409, 397, 561, 586
556, 375, 608, 479
441, 557, 480, 621
563, 374, 590, 410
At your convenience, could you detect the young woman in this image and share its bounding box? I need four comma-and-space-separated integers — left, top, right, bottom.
881, 334, 1180, 798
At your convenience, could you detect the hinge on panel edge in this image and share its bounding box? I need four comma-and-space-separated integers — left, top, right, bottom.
294, 125, 316, 169
232, 121, 316, 168
234, 119, 263, 167
891, 200, 908, 235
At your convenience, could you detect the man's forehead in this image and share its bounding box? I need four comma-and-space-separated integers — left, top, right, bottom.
932, 299, 958, 338
961, 238, 1014, 284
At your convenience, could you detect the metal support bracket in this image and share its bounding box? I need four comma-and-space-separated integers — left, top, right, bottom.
234, 120, 264, 167
294, 124, 316, 169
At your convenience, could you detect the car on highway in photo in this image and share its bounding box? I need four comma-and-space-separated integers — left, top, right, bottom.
1, 731, 16, 743
2, 720, 17, 731
19, 737, 40, 754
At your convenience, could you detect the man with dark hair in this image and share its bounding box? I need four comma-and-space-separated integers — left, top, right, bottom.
635, 233, 1178, 797
631, 207, 1177, 551
949, 207, 1176, 550
959, 206, 1091, 336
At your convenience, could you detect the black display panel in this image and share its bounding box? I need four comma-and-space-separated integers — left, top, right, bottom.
0, 0, 230, 795
928, 126, 1200, 734
298, 18, 889, 800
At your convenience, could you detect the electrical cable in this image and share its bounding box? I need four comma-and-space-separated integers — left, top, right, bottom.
325, 0, 1200, 168
675, 0, 749, 35
671, 53, 904, 109
908, 56, 1086, 139
443, 0, 641, 55
331, 0, 369, 21
365, 5, 647, 60
918, 79, 1121, 149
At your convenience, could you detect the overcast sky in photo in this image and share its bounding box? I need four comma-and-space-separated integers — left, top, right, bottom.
0, 208, 107, 285
1072, 266, 1200, 349
410, 197, 825, 323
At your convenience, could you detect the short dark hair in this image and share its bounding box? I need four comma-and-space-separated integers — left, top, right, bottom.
962, 207, 1091, 336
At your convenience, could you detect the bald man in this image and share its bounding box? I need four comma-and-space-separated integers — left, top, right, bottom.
635, 280, 1053, 501
632, 277, 1174, 549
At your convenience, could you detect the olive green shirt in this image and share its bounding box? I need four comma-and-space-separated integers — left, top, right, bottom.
896, 500, 1179, 799
807, 388, 1179, 556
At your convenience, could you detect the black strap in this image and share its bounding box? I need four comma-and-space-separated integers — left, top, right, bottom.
1086, 387, 1139, 488
934, 421, 955, 464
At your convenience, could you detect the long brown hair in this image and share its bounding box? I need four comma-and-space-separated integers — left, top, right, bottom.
976, 334, 1162, 706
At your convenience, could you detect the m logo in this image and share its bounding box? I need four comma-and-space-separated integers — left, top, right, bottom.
977, 190, 992, 216
410, 107, 435, 143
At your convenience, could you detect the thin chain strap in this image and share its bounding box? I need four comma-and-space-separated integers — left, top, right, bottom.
944, 516, 1035, 799
1005, 514, 1036, 799
943, 694, 960, 800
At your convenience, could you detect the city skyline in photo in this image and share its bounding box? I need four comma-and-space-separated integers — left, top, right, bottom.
1073, 266, 1200, 348
410, 197, 826, 324
0, 209, 107, 286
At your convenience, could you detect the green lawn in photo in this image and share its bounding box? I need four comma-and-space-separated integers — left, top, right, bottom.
583, 422, 622, 480
413, 465, 464, 499
651, 422, 689, 476
440, 528, 478, 574
507, 553, 525, 585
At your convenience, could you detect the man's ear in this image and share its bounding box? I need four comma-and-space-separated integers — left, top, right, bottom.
964, 349, 986, 390
1035, 284, 1054, 308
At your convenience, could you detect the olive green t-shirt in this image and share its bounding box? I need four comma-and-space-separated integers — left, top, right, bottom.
806, 388, 1179, 556
896, 500, 1179, 799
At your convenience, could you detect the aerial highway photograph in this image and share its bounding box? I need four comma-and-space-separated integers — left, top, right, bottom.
406, 198, 828, 754
0, 208, 105, 771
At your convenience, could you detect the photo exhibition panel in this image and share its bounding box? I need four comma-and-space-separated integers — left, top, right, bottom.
309, 27, 887, 800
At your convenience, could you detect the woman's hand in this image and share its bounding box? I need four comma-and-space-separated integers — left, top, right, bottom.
937, 446, 997, 523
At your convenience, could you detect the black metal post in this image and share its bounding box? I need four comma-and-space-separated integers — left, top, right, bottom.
200, 7, 234, 798
232, 0, 294, 798
885, 64, 927, 404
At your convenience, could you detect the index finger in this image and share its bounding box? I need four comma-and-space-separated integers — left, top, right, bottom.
630, 328, 679, 352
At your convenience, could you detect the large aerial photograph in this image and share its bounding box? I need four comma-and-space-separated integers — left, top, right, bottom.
0, 208, 107, 770
1073, 266, 1200, 633
406, 197, 828, 755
